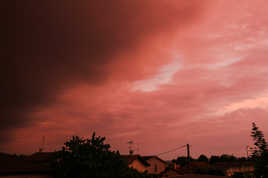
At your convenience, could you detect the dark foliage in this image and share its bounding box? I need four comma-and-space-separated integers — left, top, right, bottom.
173, 156, 193, 167
209, 156, 221, 164
208, 154, 238, 164
197, 154, 209, 162
219, 154, 237, 162
251, 122, 267, 157
194, 167, 225, 176
53, 133, 151, 178
237, 157, 247, 162
250, 122, 268, 178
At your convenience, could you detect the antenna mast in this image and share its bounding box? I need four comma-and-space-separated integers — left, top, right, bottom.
128, 140, 134, 155
39, 136, 46, 152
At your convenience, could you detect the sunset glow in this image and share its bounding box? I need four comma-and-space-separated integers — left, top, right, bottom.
6, 0, 268, 160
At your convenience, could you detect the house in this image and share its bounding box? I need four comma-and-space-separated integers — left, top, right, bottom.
121, 155, 168, 175
142, 156, 168, 174
121, 155, 150, 173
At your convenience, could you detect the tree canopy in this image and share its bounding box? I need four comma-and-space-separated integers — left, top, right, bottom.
251, 122, 267, 157
173, 156, 194, 167
54, 133, 151, 178
197, 154, 208, 162
250, 122, 268, 178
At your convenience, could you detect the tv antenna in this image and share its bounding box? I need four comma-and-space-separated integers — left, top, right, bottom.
128, 140, 134, 155
39, 136, 46, 152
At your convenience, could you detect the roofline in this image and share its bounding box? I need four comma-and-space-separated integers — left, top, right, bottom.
142, 156, 167, 164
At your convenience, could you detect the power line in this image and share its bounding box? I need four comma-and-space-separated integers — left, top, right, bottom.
157, 145, 186, 156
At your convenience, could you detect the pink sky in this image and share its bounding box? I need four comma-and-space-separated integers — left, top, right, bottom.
7, 0, 268, 160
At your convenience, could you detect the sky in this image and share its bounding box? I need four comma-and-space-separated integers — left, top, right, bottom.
5, 0, 268, 160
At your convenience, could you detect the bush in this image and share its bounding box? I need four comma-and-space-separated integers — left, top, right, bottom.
54, 133, 151, 178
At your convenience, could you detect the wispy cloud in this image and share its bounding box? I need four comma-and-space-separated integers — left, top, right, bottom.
132, 59, 180, 92
213, 93, 268, 116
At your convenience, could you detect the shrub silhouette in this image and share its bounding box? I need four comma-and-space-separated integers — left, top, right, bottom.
251, 122, 268, 178
54, 132, 151, 178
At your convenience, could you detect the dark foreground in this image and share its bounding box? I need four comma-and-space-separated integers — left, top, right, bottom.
167, 174, 229, 178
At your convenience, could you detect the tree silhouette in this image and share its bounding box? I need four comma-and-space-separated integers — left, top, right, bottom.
54, 132, 150, 178
219, 154, 237, 162
250, 122, 268, 178
197, 154, 208, 162
174, 156, 192, 167
209, 155, 220, 164
251, 122, 267, 157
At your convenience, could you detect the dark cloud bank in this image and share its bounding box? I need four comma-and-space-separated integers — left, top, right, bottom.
2, 1, 210, 148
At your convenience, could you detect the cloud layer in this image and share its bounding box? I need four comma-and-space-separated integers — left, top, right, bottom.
5, 0, 209, 141
4, 0, 268, 159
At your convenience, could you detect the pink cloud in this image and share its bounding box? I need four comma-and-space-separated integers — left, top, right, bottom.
5, 0, 268, 160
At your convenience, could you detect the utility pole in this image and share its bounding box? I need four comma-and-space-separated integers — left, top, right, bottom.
186, 144, 191, 168
186, 144, 190, 161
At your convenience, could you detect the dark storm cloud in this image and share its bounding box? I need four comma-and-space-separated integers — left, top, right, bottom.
1, 1, 208, 145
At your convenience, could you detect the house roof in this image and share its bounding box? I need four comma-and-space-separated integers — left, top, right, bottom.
121, 155, 150, 167
142, 156, 167, 164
